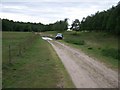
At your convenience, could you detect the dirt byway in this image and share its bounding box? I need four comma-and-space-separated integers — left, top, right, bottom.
47, 40, 118, 88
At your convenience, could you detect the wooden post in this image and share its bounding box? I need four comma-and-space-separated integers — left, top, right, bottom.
9, 45, 11, 64
19, 44, 21, 56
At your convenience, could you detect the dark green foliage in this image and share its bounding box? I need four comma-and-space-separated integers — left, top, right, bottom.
88, 47, 93, 50
98, 47, 101, 50
2, 18, 68, 32
2, 19, 45, 32
70, 19, 80, 31
65, 38, 85, 45
101, 48, 120, 60
52, 19, 68, 32
80, 4, 120, 35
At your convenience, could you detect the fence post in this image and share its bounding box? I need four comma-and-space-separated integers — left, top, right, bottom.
19, 44, 22, 56
9, 45, 12, 64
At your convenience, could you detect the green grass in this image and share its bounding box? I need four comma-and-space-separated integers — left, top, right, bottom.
2, 32, 75, 88
64, 31, 119, 69
2, 32, 36, 65
42, 31, 118, 69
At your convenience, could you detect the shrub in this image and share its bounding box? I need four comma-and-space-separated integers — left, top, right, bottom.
65, 39, 85, 45
88, 47, 93, 50
101, 48, 120, 60
73, 40, 85, 45
98, 47, 101, 50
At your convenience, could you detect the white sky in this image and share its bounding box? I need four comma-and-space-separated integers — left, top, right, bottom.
0, 0, 119, 25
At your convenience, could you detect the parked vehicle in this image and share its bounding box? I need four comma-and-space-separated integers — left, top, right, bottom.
55, 33, 63, 40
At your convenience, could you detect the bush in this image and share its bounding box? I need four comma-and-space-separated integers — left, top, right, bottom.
65, 38, 85, 45
88, 47, 93, 50
101, 48, 120, 60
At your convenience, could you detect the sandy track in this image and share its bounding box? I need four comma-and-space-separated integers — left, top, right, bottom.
48, 40, 118, 88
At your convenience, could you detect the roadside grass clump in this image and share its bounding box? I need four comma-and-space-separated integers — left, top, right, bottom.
98, 47, 101, 50
101, 48, 120, 60
64, 33, 85, 45
65, 38, 85, 45
88, 47, 93, 50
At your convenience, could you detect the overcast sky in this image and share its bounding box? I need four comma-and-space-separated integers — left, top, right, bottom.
0, 0, 119, 25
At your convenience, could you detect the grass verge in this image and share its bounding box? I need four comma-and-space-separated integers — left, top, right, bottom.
42, 31, 118, 69
2, 32, 75, 88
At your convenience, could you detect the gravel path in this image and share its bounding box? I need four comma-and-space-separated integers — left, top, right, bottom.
47, 40, 118, 88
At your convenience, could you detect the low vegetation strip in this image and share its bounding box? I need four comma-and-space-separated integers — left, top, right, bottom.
2, 32, 74, 88
63, 31, 119, 69
42, 31, 118, 69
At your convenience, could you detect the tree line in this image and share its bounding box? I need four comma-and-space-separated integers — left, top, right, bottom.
2, 2, 120, 35
2, 18, 68, 32
79, 3, 120, 35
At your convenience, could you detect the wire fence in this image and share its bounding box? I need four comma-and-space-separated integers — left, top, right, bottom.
3, 33, 38, 66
